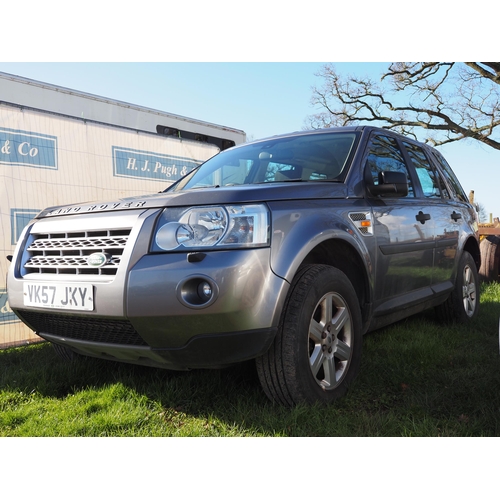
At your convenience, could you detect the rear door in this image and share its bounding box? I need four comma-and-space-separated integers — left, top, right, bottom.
400, 141, 459, 290
428, 149, 477, 285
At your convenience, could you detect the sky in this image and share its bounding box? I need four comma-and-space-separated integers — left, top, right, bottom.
2, 3, 498, 219
1, 61, 498, 217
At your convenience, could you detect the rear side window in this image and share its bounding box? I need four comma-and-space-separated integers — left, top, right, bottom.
365, 135, 414, 197
432, 151, 468, 202
403, 142, 444, 198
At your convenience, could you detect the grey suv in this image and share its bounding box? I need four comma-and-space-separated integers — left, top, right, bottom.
7, 126, 481, 406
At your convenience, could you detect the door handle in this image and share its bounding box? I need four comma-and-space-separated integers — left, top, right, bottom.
451, 211, 462, 221
415, 211, 431, 224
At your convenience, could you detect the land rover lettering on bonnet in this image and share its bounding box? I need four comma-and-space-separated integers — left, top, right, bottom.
7, 127, 480, 406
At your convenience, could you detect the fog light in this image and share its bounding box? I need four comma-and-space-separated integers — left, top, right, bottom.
198, 281, 213, 300
177, 276, 218, 309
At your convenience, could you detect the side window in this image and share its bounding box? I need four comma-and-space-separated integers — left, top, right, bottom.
434, 170, 450, 199
365, 135, 414, 197
402, 142, 444, 198
432, 151, 468, 202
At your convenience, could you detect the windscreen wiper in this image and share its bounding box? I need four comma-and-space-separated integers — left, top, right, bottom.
189, 184, 221, 190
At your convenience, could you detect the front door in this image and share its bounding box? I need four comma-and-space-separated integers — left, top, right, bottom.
365, 134, 435, 314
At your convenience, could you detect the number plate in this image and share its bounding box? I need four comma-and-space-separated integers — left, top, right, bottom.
23, 282, 94, 311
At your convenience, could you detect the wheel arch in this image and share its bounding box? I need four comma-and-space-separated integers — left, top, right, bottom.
270, 235, 372, 333
464, 234, 481, 272
300, 239, 371, 326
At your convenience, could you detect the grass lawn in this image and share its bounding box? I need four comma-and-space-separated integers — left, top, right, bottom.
1, 282, 500, 437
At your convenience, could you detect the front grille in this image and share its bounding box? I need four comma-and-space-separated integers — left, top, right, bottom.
23, 229, 131, 276
18, 311, 148, 346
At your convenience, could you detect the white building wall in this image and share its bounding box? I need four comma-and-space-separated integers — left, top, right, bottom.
0, 76, 245, 348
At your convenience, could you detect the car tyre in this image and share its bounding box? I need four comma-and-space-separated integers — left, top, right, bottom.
256, 264, 362, 406
435, 250, 480, 323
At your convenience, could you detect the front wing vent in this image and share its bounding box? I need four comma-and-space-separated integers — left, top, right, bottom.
348, 212, 373, 236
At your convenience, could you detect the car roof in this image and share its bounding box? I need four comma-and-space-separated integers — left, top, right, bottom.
237, 126, 430, 151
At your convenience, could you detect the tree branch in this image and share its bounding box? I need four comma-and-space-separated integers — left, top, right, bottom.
308, 62, 500, 151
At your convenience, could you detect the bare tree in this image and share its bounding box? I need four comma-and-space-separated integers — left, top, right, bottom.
476, 202, 489, 223
308, 62, 500, 150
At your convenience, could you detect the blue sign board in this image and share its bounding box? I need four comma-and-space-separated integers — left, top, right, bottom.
113, 146, 200, 182
0, 128, 58, 169
0, 288, 17, 325
11, 208, 39, 245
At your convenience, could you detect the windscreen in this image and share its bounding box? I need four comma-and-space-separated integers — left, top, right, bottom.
168, 132, 359, 191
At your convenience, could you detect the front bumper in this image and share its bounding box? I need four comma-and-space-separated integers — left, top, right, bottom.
8, 210, 288, 368
37, 327, 278, 370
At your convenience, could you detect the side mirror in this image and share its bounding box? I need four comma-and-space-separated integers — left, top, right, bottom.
366, 169, 409, 197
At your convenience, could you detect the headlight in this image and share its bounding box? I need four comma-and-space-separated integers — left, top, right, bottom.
152, 204, 269, 251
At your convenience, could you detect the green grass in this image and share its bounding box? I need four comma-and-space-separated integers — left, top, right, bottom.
1, 282, 500, 437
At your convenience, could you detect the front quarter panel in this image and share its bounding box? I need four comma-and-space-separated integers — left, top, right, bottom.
268, 199, 374, 287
